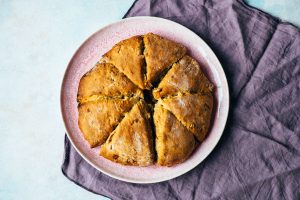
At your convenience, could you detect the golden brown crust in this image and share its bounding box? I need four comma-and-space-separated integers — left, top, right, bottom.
144, 33, 187, 85
78, 97, 138, 147
154, 104, 195, 166
159, 93, 213, 142
103, 36, 147, 89
77, 33, 215, 166
77, 62, 143, 104
153, 55, 214, 99
100, 101, 154, 166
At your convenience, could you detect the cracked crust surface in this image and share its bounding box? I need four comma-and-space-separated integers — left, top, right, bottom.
78, 97, 139, 147
77, 33, 214, 166
144, 33, 187, 85
154, 104, 196, 166
153, 55, 214, 99
77, 62, 143, 104
100, 101, 154, 166
159, 93, 213, 142
103, 36, 146, 89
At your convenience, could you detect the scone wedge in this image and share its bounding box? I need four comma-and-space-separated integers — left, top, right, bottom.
144, 33, 186, 85
77, 62, 142, 104
154, 104, 196, 166
103, 36, 147, 89
78, 97, 139, 147
100, 101, 154, 166
153, 55, 214, 99
159, 93, 213, 142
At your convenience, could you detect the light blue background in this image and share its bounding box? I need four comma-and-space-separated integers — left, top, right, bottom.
0, 0, 299, 199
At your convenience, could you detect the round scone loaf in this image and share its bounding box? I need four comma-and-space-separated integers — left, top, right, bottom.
77, 33, 214, 167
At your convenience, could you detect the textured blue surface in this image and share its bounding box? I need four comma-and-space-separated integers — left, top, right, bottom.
0, 0, 299, 199
246, 0, 300, 26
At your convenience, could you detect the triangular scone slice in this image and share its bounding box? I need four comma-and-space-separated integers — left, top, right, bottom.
154, 104, 196, 166
144, 33, 187, 85
100, 101, 154, 166
78, 97, 138, 147
77, 62, 143, 104
103, 36, 146, 89
159, 93, 213, 142
153, 55, 214, 99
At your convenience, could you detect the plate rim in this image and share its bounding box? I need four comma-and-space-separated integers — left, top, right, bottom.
60, 16, 230, 184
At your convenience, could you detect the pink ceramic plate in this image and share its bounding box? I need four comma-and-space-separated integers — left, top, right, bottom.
61, 16, 229, 183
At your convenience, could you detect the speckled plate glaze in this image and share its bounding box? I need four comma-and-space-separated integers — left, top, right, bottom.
61, 16, 229, 184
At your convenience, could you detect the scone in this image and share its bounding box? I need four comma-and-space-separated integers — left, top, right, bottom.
103, 36, 146, 89
77, 62, 143, 104
159, 93, 213, 142
78, 97, 138, 147
77, 33, 215, 166
143, 33, 186, 85
100, 101, 154, 166
153, 55, 214, 99
154, 104, 196, 166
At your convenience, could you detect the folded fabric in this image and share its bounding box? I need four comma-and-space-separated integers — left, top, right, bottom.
62, 0, 300, 199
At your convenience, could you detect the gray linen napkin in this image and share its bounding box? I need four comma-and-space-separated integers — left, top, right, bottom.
62, 0, 300, 199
